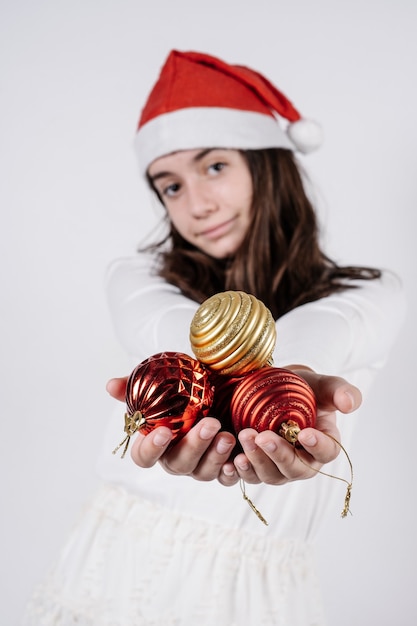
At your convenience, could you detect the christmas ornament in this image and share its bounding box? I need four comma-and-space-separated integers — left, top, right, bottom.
113, 351, 214, 458
230, 367, 316, 442
227, 366, 353, 518
190, 291, 276, 375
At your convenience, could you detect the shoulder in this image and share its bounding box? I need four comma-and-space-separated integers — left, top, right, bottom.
274, 270, 406, 377
279, 268, 407, 343
106, 252, 159, 281
105, 252, 180, 299
280, 270, 405, 323
352, 270, 404, 298
306, 270, 405, 318
336, 270, 406, 321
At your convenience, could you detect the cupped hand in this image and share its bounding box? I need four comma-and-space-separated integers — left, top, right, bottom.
107, 376, 238, 483
106, 368, 362, 487
232, 369, 362, 486
130, 417, 238, 482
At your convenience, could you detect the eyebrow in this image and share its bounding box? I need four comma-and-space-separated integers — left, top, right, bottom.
148, 149, 217, 184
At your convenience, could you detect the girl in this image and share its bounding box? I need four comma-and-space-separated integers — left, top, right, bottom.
24, 50, 405, 626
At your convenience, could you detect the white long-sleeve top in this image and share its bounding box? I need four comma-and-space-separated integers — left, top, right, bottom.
96, 252, 406, 541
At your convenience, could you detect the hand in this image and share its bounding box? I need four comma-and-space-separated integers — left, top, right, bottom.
106, 377, 237, 481
106, 369, 361, 486
230, 368, 361, 487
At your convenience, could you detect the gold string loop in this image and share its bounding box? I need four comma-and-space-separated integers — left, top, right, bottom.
239, 479, 268, 526
293, 431, 354, 518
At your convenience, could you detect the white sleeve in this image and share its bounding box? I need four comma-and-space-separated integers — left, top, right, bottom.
274, 271, 406, 376
106, 253, 200, 362
106, 254, 406, 376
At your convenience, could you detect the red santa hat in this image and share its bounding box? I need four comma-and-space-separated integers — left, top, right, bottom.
135, 50, 323, 173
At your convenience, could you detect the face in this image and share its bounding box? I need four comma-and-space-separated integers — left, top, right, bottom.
147, 148, 253, 259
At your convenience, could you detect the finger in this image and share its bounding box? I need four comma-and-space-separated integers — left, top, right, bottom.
106, 377, 128, 401
232, 452, 261, 484
130, 426, 174, 468
217, 461, 240, 486
299, 371, 362, 413
238, 429, 287, 485
159, 417, 222, 475
192, 431, 237, 481
332, 382, 362, 413
296, 426, 341, 464
252, 430, 318, 481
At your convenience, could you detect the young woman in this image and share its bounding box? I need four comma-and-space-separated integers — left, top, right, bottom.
24, 50, 405, 626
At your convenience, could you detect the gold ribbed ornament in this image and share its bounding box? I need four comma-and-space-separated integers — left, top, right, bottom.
189, 291, 277, 375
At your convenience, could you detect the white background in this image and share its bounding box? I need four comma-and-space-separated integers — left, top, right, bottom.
1, 0, 416, 624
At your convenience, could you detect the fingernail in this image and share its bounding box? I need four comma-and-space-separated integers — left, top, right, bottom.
260, 440, 277, 453
344, 391, 355, 411
153, 432, 172, 447
200, 424, 220, 440
216, 439, 233, 455
301, 433, 317, 447
223, 466, 236, 477
240, 436, 257, 453
236, 459, 250, 471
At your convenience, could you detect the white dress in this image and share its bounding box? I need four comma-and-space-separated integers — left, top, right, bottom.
23, 253, 406, 626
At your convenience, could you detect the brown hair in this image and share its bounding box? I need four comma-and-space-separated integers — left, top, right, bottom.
144, 148, 380, 319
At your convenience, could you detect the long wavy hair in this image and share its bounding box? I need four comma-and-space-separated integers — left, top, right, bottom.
144, 148, 380, 320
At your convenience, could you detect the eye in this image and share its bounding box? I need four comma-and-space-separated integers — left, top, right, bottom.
208, 161, 226, 174
162, 182, 181, 198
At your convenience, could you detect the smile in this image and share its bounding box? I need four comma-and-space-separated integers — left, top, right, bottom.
198, 217, 236, 240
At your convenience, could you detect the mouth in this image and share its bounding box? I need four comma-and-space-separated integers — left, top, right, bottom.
198, 217, 236, 240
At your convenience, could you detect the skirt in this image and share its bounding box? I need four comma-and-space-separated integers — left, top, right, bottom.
22, 483, 326, 626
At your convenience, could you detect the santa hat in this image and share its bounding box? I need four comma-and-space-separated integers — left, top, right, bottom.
135, 50, 323, 173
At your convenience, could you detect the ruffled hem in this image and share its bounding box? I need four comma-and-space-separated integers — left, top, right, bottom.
22, 483, 326, 626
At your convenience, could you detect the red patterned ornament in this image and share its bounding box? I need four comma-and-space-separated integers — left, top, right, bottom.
113, 351, 214, 458
230, 367, 317, 443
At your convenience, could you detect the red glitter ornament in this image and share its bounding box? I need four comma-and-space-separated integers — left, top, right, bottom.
230, 367, 316, 443
229, 367, 354, 518
113, 351, 214, 457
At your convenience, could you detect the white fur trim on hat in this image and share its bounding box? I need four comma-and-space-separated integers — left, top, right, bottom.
134, 107, 295, 174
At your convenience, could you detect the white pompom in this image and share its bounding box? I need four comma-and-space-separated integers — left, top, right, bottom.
287, 119, 323, 153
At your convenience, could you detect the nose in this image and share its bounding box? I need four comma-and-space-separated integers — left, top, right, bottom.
187, 180, 218, 218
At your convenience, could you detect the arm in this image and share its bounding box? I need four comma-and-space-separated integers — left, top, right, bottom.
274, 271, 406, 376
107, 256, 405, 373
106, 254, 200, 361
106, 257, 405, 485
